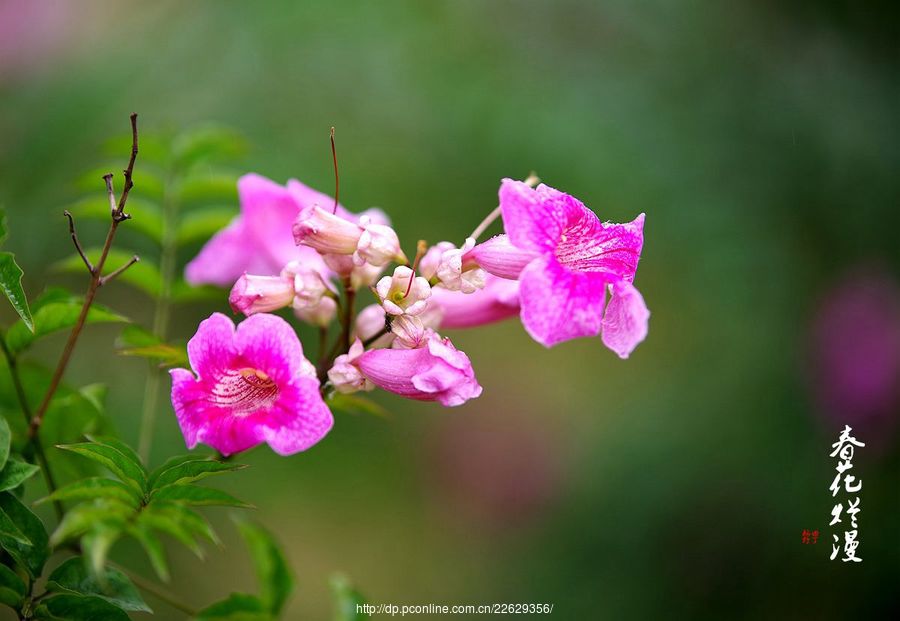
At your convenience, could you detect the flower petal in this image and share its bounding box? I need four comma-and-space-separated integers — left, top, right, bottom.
186, 313, 238, 378
601, 280, 649, 359
499, 179, 567, 254
466, 234, 538, 280
555, 212, 645, 282
518, 257, 606, 347
258, 379, 334, 455
233, 313, 306, 384
184, 218, 255, 286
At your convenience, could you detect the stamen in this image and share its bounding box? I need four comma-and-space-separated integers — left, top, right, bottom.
210, 367, 279, 415
403, 240, 427, 298
330, 127, 340, 215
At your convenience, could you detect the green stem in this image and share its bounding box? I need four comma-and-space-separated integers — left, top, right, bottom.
137, 171, 178, 463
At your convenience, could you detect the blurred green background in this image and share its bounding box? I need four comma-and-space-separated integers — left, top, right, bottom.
1, 1, 898, 618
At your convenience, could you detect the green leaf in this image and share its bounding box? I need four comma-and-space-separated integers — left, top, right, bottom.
37, 478, 140, 510
137, 507, 205, 558
116, 325, 188, 367
150, 485, 251, 508
172, 124, 247, 171
0, 417, 10, 472
48, 500, 131, 548
176, 206, 237, 245
0, 506, 30, 545
0, 491, 48, 578
237, 521, 293, 616
5, 299, 128, 356
150, 456, 246, 490
53, 248, 161, 297
0, 563, 25, 609
177, 171, 239, 205
84, 435, 146, 475
0, 458, 39, 492
330, 574, 370, 621
328, 393, 391, 418
147, 501, 220, 546
82, 527, 121, 581
127, 524, 168, 582
0, 253, 33, 333
195, 593, 271, 621
47, 556, 151, 613
38, 594, 130, 621
56, 442, 147, 495
65, 196, 164, 243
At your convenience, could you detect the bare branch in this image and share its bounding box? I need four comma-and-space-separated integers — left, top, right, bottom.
114, 112, 139, 219
104, 173, 117, 215
100, 255, 139, 286
63, 210, 94, 274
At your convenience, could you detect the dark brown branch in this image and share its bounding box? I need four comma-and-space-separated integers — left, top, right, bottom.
63, 210, 93, 274
28, 114, 140, 442
100, 255, 139, 286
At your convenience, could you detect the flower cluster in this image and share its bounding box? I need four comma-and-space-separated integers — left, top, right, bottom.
172, 171, 649, 456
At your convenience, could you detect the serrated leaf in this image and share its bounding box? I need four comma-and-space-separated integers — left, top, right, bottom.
0, 458, 39, 492
4, 299, 128, 356
47, 556, 151, 613
65, 196, 164, 243
56, 442, 146, 495
0, 491, 48, 578
150, 457, 245, 490
176, 206, 237, 245
331, 574, 370, 621
0, 417, 10, 472
172, 125, 247, 171
0, 252, 33, 333
37, 478, 139, 509
150, 485, 251, 508
0, 564, 25, 608
38, 594, 131, 621
127, 524, 169, 582
53, 248, 161, 298
48, 500, 132, 548
237, 521, 293, 616
195, 593, 270, 621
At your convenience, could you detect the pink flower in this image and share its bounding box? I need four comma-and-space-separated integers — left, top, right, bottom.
327, 339, 373, 394
293, 208, 405, 267
170, 313, 332, 456
472, 179, 649, 356
185, 173, 387, 286
423, 238, 485, 293
229, 274, 295, 315
429, 275, 520, 329
355, 332, 482, 406
376, 266, 432, 316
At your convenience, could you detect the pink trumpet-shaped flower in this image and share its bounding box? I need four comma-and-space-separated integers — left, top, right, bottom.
471, 179, 649, 356
429, 275, 520, 329
170, 313, 333, 456
355, 332, 482, 406
185, 173, 387, 286
229, 274, 295, 315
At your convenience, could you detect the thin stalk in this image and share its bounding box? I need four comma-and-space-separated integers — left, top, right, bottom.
468, 172, 540, 241
138, 170, 178, 462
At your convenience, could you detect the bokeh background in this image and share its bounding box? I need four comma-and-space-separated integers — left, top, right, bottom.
1, 1, 898, 618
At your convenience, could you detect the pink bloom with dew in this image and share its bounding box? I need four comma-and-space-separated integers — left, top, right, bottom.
376, 266, 431, 316
470, 179, 648, 356
186, 173, 387, 286
354, 331, 482, 407
170, 313, 332, 456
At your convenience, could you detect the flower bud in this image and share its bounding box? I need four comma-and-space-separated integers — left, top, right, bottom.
391, 315, 427, 349
434, 238, 485, 293
292, 205, 362, 255
353, 217, 406, 267
465, 234, 538, 280
328, 339, 374, 394
229, 273, 295, 316
280, 261, 330, 309
293, 296, 338, 327
376, 266, 431, 316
